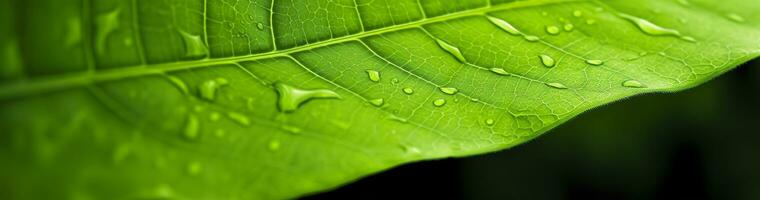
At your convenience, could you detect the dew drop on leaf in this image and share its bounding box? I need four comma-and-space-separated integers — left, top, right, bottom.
564, 23, 574, 31
166, 75, 189, 94
95, 9, 121, 55
485, 119, 495, 126
490, 68, 510, 75
274, 82, 341, 112
209, 112, 221, 121
403, 87, 414, 95
369, 98, 385, 107
586, 59, 604, 66
268, 140, 281, 151
617, 13, 694, 42
226, 112, 251, 126
433, 99, 447, 107
586, 19, 596, 25
622, 80, 646, 88
524, 35, 540, 42
726, 13, 745, 22
539, 54, 556, 68
178, 30, 209, 58
366, 70, 381, 82
186, 162, 202, 175
546, 82, 568, 89
439, 87, 459, 95
257, 22, 265, 30
183, 114, 200, 140
198, 78, 229, 101
573, 10, 583, 17
435, 39, 467, 63
486, 16, 521, 35
545, 25, 560, 35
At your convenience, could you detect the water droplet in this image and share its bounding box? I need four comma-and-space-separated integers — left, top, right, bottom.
178, 30, 209, 58
209, 112, 221, 121
490, 68, 510, 75
546, 82, 568, 89
622, 80, 646, 88
563, 23, 574, 31
586, 59, 604, 66
677, 0, 690, 6
268, 140, 280, 151
280, 125, 302, 134
539, 54, 556, 68
586, 19, 596, 25
433, 99, 446, 107
226, 112, 250, 126
541, 12, 548, 16
440, 87, 459, 95
387, 114, 409, 123
166, 75, 189, 94
726, 13, 745, 23
183, 115, 200, 140
403, 87, 414, 94
680, 36, 696, 42
435, 39, 467, 63
214, 129, 226, 138
391, 78, 400, 85
402, 145, 422, 155
95, 9, 121, 55
198, 78, 229, 101
485, 119, 495, 126
524, 35, 540, 42
618, 13, 692, 41
545, 25, 560, 35
366, 70, 381, 82
486, 16, 521, 35
573, 10, 583, 17
274, 82, 341, 112
256, 22, 265, 30
186, 162, 202, 175
369, 98, 385, 107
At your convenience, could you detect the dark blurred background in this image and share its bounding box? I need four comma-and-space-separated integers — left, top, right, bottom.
304, 59, 760, 200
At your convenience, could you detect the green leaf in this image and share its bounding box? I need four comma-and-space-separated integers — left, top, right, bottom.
1, 0, 759, 199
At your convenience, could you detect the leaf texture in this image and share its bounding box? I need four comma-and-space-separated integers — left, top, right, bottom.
1, 0, 759, 199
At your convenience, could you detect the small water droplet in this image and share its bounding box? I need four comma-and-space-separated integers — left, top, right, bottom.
622, 80, 646, 88
545, 25, 560, 35
485, 119, 495, 126
186, 162, 202, 175
198, 78, 229, 101
391, 78, 400, 84
95, 9, 121, 55
433, 99, 446, 107
274, 82, 341, 112
726, 13, 745, 23
677, 0, 690, 6
546, 82, 568, 89
366, 70, 381, 82
369, 98, 385, 107
214, 129, 226, 138
256, 22, 265, 30
387, 114, 409, 123
490, 68, 510, 75
487, 16, 521, 35
403, 87, 414, 94
680, 36, 696, 42
227, 112, 250, 126
586, 19, 596, 25
281, 125, 302, 134
586, 59, 604, 66
402, 145, 422, 155
209, 112, 221, 121
539, 54, 556, 68
564, 23, 574, 31
524, 35, 540, 42
183, 115, 200, 140
440, 87, 459, 95
268, 140, 281, 151
541, 12, 548, 16
435, 39, 467, 63
573, 10, 583, 17
178, 30, 209, 58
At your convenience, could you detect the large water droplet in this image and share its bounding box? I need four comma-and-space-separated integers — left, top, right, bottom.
274, 82, 341, 112
369, 98, 385, 107
546, 82, 568, 89
198, 78, 229, 101
440, 87, 459, 95
486, 16, 521, 35
490, 68, 510, 75
433, 99, 447, 107
622, 80, 646, 88
179, 30, 209, 58
95, 9, 121, 55
403, 87, 414, 95
435, 39, 467, 63
539, 54, 556, 68
618, 13, 693, 41
545, 25, 560, 35
183, 114, 200, 140
227, 112, 251, 126
586, 59, 604, 66
366, 70, 381, 82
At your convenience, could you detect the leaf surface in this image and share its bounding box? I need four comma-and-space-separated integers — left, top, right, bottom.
1, 0, 759, 199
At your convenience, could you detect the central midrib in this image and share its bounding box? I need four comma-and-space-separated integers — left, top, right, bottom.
0, 0, 583, 99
